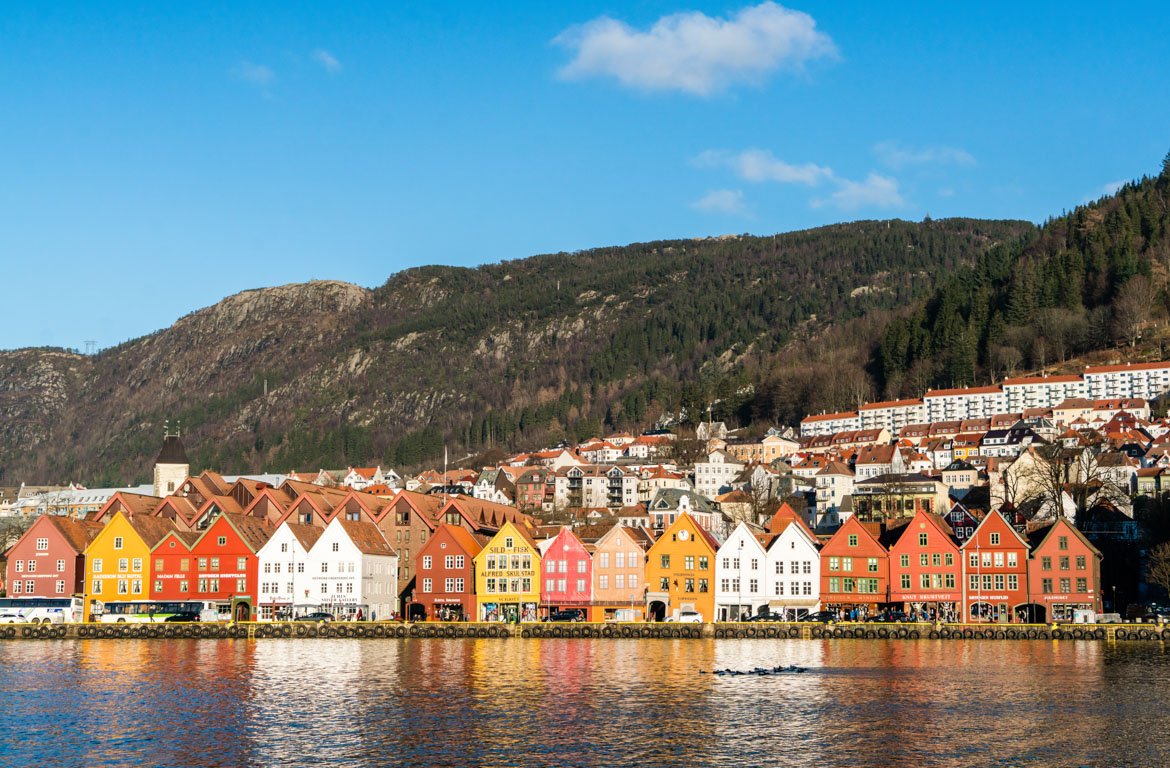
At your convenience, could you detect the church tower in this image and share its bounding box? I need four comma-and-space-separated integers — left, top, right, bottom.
153, 422, 190, 498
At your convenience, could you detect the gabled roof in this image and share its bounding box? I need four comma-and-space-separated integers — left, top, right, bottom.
337, 518, 397, 557
155, 434, 189, 465
42, 516, 104, 553
1025, 517, 1102, 556
124, 514, 183, 548
197, 512, 274, 553
286, 523, 324, 551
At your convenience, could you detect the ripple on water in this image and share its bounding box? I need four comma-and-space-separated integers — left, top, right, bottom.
2, 638, 1170, 767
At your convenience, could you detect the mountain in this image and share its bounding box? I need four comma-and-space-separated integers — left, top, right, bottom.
0, 218, 1032, 485
875, 162, 1170, 397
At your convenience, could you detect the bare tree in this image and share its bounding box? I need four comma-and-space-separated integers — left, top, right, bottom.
1114, 275, 1160, 347
1147, 541, 1170, 596
1017, 445, 1132, 526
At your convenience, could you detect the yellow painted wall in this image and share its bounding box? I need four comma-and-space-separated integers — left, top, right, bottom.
83, 512, 152, 620
473, 521, 542, 622
644, 513, 717, 621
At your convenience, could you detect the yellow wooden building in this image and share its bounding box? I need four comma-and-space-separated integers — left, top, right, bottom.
473, 520, 541, 623
644, 512, 719, 622
83, 511, 178, 620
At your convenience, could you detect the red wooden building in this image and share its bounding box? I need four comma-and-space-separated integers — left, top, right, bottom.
819, 517, 890, 618
414, 523, 483, 621
5, 516, 102, 598
1027, 518, 1103, 622
960, 509, 1030, 623
152, 529, 200, 602
888, 510, 962, 622
187, 513, 272, 619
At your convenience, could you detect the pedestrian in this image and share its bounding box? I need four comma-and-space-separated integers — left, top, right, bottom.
356, 608, 364, 622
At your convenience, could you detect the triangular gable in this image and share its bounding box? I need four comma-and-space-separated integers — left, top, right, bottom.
960, 508, 1029, 550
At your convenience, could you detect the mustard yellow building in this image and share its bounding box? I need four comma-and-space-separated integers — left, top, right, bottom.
84, 511, 178, 620
474, 520, 541, 623
644, 512, 719, 622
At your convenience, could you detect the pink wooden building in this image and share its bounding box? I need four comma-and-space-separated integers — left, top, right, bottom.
538, 527, 594, 619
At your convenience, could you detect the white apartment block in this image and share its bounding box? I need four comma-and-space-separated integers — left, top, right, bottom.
799, 411, 861, 437
858, 399, 925, 433
715, 523, 769, 621
1001, 375, 1087, 412
693, 451, 745, 499
923, 387, 1007, 422
1084, 362, 1170, 402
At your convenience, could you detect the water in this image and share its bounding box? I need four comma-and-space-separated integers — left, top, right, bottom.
2, 638, 1169, 767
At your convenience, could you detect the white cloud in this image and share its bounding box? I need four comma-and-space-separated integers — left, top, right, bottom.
874, 141, 975, 169
312, 49, 342, 74
553, 2, 836, 96
695, 148, 832, 185
691, 189, 749, 216
1101, 179, 1127, 196
234, 60, 275, 87
813, 173, 904, 211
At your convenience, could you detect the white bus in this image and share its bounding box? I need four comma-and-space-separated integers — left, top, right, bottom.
94, 600, 220, 623
0, 597, 84, 624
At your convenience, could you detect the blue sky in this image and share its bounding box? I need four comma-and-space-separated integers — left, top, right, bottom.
2, 2, 1168, 350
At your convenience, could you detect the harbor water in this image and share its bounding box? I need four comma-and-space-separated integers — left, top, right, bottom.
2, 637, 1169, 767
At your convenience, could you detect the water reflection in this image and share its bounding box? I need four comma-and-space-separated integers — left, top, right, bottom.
2, 639, 1170, 767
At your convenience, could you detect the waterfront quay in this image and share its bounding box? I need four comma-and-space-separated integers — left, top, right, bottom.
4, 620, 1169, 642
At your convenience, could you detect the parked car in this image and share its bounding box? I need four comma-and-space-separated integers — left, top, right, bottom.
798, 611, 837, 624
0, 612, 24, 624
875, 610, 911, 623
666, 610, 703, 623
163, 611, 202, 623
294, 612, 335, 622
743, 611, 787, 622
546, 609, 585, 623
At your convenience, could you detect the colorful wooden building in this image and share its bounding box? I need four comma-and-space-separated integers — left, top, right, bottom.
4, 516, 102, 599
415, 523, 483, 621
960, 509, 1030, 623
644, 512, 718, 622
888, 510, 962, 622
183, 513, 272, 620
474, 520, 541, 622
538, 527, 593, 619
590, 524, 653, 621
1027, 518, 1103, 622
762, 503, 821, 619
83, 512, 178, 620
819, 516, 890, 617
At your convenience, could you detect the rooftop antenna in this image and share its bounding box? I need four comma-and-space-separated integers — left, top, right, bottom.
84, 340, 96, 355
176, 420, 182, 438
163, 420, 170, 439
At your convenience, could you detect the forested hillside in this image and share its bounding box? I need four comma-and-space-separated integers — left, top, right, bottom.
876, 158, 1170, 396
0, 218, 1029, 484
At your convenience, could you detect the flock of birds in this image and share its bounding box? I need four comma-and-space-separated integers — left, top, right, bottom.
703, 665, 809, 677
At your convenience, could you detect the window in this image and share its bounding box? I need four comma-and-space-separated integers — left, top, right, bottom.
1076, 578, 1087, 593
10, 580, 21, 594
699, 556, 708, 570
919, 533, 928, 546
576, 579, 586, 592
444, 555, 455, 569
969, 553, 978, 568
558, 560, 567, 574
684, 556, 695, 570
829, 577, 840, 593
1007, 575, 1018, 590
577, 561, 586, 574
1007, 553, 1017, 568
154, 580, 163, 592
56, 559, 65, 572
455, 555, 465, 569
920, 554, 929, 567
180, 581, 188, 593
749, 578, 758, 594
237, 558, 247, 571
901, 574, 911, 589
750, 558, 759, 571
776, 581, 785, 595
1042, 578, 1053, 594
660, 577, 670, 591
920, 574, 931, 589
698, 579, 708, 593
994, 575, 1005, 590
180, 558, 189, 571
803, 561, 811, 575
114, 536, 123, 550
983, 575, 993, 590
455, 578, 464, 592
118, 559, 128, 572
900, 554, 909, 567
56, 580, 65, 594
117, 579, 129, 595
842, 557, 853, 572
198, 558, 207, 571
210, 558, 219, 570
829, 557, 839, 572
1059, 578, 1071, 593
990, 532, 1000, 545
1058, 536, 1069, 551
848, 534, 858, 547
504, 537, 514, 549
867, 558, 878, 573
423, 556, 433, 570
14, 561, 24, 573
93, 558, 103, 573
993, 553, 1004, 568
281, 543, 288, 553
660, 555, 670, 569
422, 578, 432, 593
217, 536, 227, 547
35, 537, 48, 551
969, 575, 979, 590
945, 553, 954, 566
331, 542, 339, 552
92, 580, 101, 594
1042, 556, 1052, 571
1059, 556, 1070, 571
132, 558, 142, 572
843, 578, 855, 593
